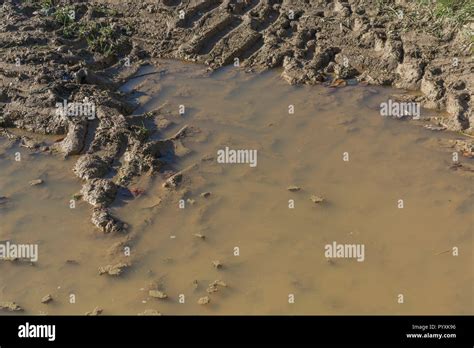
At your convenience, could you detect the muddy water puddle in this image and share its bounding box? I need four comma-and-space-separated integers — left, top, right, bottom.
1, 60, 472, 314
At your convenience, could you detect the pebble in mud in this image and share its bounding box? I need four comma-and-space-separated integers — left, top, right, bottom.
207, 280, 227, 293
0, 196, 9, 206
449, 162, 474, 173
452, 139, 474, 158
162, 173, 182, 189
212, 260, 223, 269
149, 290, 168, 299
98, 262, 130, 276
200, 192, 211, 198
29, 179, 43, 186
138, 309, 162, 316
424, 124, 446, 131
0, 301, 23, 312
20, 137, 42, 149
41, 294, 53, 304
330, 79, 347, 88
85, 307, 103, 316
213, 280, 227, 287
287, 185, 301, 192
194, 233, 205, 240
207, 284, 218, 294
198, 296, 210, 305
310, 195, 325, 204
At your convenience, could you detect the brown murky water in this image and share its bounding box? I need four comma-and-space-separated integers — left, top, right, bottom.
1, 60, 472, 315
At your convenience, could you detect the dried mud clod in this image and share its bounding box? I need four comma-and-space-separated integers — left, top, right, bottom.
41, 294, 53, 304
163, 172, 183, 189
0, 301, 24, 312
310, 195, 324, 204
138, 309, 162, 316
98, 262, 130, 276
85, 307, 103, 316
207, 279, 227, 293
212, 260, 223, 269
149, 290, 168, 299
453, 140, 474, 158
198, 296, 211, 305
29, 179, 44, 186
0, 196, 9, 206
287, 185, 301, 192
